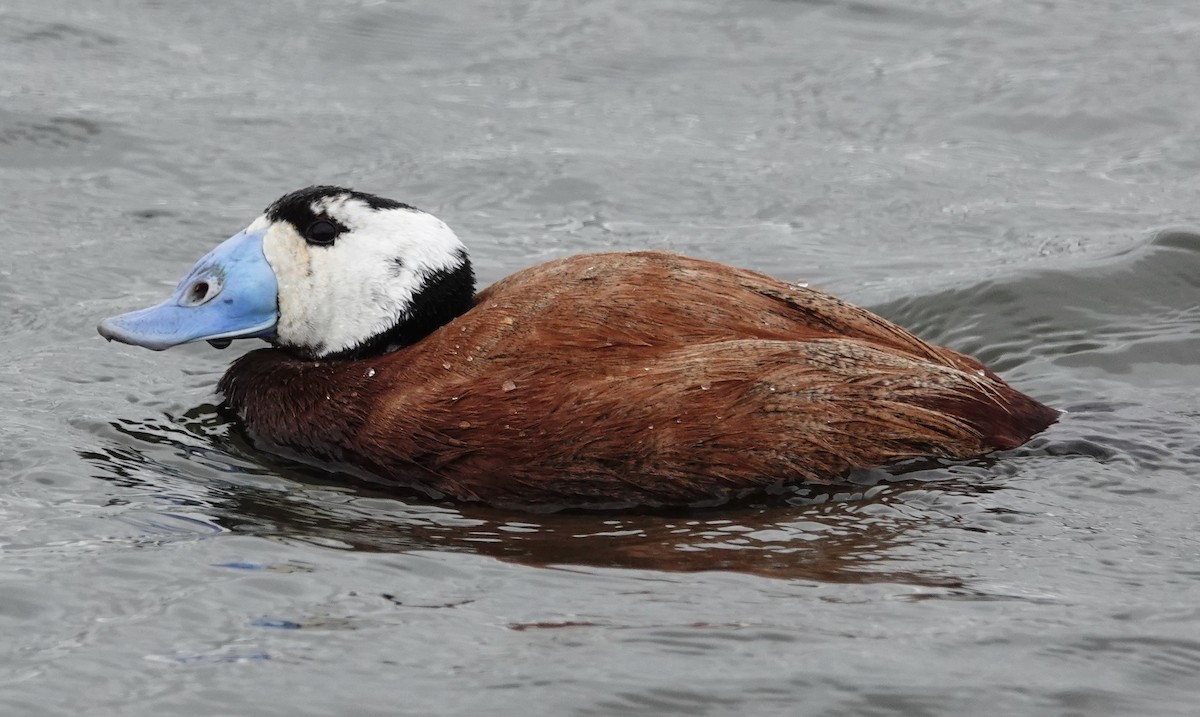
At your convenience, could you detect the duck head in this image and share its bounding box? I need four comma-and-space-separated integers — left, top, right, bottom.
98, 186, 476, 359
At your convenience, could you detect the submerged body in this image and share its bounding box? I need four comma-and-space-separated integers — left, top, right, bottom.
100, 187, 1057, 507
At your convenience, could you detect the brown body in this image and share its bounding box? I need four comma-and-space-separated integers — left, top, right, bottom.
219, 251, 1057, 507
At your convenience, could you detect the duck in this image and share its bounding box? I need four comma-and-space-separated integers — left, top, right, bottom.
98, 185, 1058, 508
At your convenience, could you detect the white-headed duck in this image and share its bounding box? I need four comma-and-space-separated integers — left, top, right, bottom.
99, 186, 1058, 507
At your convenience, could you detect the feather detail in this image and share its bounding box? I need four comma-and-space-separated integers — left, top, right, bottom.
220, 251, 1057, 507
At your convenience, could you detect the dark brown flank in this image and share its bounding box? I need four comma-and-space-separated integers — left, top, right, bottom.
218, 251, 1058, 507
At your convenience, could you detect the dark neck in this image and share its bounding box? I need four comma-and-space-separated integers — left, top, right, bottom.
321, 251, 476, 361
218, 349, 369, 463
217, 347, 451, 496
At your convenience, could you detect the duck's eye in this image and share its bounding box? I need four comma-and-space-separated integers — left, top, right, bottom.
305, 219, 341, 245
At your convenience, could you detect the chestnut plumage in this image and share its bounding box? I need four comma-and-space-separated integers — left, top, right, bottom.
101, 187, 1058, 508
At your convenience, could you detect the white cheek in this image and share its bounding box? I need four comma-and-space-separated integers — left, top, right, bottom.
261, 223, 406, 353
258, 206, 468, 357
262, 224, 319, 348
309, 236, 400, 346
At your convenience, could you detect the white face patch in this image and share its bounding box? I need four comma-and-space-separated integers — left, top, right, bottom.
256, 198, 467, 357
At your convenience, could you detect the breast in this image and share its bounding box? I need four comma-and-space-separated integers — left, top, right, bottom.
220, 251, 1058, 507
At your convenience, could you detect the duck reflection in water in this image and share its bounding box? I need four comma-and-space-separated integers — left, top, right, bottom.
79, 406, 1037, 585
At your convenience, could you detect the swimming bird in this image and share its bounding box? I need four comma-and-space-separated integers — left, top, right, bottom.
98, 186, 1058, 507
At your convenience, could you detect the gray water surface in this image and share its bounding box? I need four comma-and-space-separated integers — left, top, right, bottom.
3, 1, 1200, 715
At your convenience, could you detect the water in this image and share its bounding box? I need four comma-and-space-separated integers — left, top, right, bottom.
2, 0, 1200, 714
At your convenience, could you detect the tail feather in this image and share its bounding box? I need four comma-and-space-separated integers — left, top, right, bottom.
914, 377, 1060, 451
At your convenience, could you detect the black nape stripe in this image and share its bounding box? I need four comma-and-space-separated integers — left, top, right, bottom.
264, 185, 417, 230
324, 247, 477, 361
